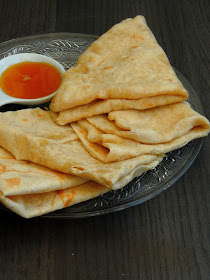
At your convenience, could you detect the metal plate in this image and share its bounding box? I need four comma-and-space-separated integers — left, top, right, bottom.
0, 33, 204, 218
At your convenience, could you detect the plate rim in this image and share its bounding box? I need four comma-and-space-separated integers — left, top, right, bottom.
0, 32, 99, 47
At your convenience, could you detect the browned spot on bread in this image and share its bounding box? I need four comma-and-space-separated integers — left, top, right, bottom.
97, 59, 104, 66
0, 164, 7, 174
5, 177, 21, 188
57, 189, 76, 208
133, 34, 144, 41
104, 66, 114, 70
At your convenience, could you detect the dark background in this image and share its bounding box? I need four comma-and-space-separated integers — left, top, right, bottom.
0, 1, 209, 279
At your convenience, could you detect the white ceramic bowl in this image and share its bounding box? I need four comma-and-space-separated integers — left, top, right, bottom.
0, 53, 65, 107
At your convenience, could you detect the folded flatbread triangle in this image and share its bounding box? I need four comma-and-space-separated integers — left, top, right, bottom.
0, 147, 88, 196
50, 16, 188, 124
0, 146, 109, 218
1, 181, 108, 219
71, 102, 210, 162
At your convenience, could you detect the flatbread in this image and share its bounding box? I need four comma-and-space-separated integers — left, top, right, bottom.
51, 95, 184, 125
0, 147, 88, 196
0, 145, 161, 218
50, 16, 188, 121
0, 179, 109, 219
0, 108, 164, 189
87, 102, 210, 143
0, 146, 109, 218
71, 103, 210, 162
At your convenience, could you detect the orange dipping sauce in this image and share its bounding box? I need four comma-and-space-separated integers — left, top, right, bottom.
0, 61, 62, 99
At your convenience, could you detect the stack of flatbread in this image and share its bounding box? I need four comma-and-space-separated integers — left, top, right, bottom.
50, 16, 189, 124
0, 16, 209, 218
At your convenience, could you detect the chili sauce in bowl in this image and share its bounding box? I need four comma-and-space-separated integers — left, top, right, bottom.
0, 53, 65, 106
